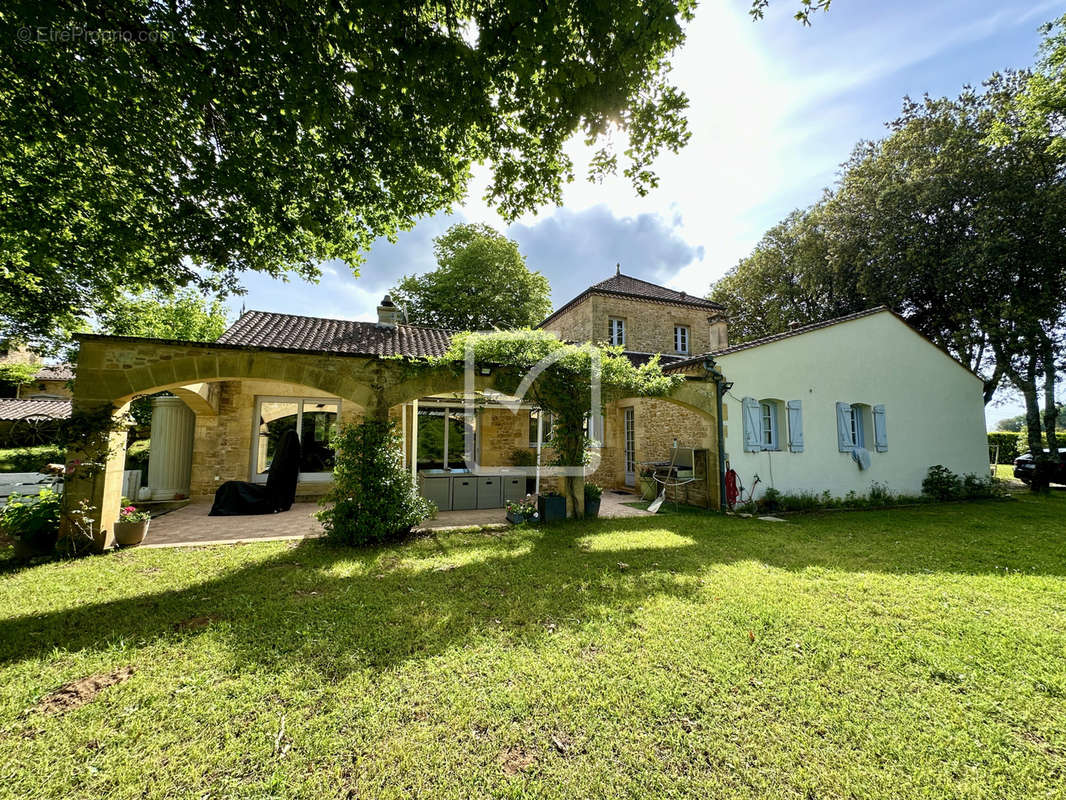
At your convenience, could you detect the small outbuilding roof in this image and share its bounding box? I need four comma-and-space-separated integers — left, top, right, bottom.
217, 310, 455, 358
0, 398, 72, 421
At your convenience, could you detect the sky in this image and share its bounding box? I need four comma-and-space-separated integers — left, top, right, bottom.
230, 0, 1063, 427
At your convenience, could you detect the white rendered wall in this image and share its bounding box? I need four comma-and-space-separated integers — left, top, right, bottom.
717, 311, 988, 498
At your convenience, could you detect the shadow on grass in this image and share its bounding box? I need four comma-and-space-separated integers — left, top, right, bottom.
1, 493, 1063, 678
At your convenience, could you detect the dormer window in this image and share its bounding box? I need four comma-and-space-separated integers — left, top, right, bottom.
608, 317, 626, 346
674, 325, 689, 354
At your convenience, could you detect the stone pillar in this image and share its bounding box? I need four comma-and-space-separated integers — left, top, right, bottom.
60, 401, 131, 552
147, 396, 195, 500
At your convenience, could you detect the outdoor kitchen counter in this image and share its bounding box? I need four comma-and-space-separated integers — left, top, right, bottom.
417, 470, 527, 511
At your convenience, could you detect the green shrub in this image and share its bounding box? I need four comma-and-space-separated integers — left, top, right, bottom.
868, 482, 889, 505
922, 465, 962, 501
584, 482, 603, 501
760, 487, 782, 512
0, 489, 62, 547
316, 420, 434, 547
776, 491, 823, 512
125, 438, 151, 472
960, 473, 1002, 500
987, 432, 1023, 464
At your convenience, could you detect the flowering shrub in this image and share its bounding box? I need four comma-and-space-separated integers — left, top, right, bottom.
118, 505, 151, 523
506, 496, 537, 518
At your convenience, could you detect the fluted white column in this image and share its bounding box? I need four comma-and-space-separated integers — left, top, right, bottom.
147, 396, 195, 500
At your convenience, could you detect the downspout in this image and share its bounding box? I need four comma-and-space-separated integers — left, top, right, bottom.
704, 357, 729, 512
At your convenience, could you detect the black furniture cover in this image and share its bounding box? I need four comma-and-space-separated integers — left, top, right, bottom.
208, 429, 302, 516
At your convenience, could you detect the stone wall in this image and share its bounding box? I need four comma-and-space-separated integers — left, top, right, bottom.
544, 294, 716, 356
584, 396, 719, 508
26, 379, 73, 399
478, 407, 533, 468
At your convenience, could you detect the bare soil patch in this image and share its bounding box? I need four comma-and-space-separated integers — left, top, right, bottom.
35, 667, 134, 715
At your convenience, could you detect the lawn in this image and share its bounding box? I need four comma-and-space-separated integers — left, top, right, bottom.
1, 493, 1064, 799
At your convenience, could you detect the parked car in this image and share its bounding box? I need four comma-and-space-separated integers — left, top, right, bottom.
1013, 448, 1066, 485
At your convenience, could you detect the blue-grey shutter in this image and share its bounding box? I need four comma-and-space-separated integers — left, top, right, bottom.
787, 400, 804, 452
836, 402, 852, 452
873, 404, 887, 452
742, 397, 761, 452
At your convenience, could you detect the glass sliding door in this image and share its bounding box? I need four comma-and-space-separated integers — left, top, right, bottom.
416, 407, 447, 470
253, 397, 339, 482
415, 404, 477, 471
255, 401, 299, 478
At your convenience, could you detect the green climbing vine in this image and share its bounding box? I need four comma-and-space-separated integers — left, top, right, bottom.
421, 329, 682, 517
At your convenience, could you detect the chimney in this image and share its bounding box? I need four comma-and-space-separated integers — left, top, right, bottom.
376, 294, 404, 328
707, 312, 729, 351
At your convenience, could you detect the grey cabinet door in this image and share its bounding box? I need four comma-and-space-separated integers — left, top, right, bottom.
420, 477, 452, 511
452, 477, 477, 510
477, 476, 502, 509
502, 476, 526, 503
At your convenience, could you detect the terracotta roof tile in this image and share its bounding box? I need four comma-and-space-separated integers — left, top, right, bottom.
217, 311, 454, 358
0, 398, 72, 421
540, 272, 725, 328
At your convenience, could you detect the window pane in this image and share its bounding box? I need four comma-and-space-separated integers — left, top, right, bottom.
417, 408, 447, 470
447, 410, 472, 467
256, 401, 299, 476
300, 401, 338, 472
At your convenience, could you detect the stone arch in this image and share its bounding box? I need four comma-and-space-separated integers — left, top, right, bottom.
65, 336, 414, 550
611, 379, 722, 510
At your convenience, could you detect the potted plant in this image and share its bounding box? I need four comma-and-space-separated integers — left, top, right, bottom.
114, 504, 151, 546
584, 482, 602, 518
506, 496, 538, 524
1, 489, 61, 560
537, 491, 566, 524
638, 466, 657, 501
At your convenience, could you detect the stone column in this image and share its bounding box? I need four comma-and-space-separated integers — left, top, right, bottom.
147, 396, 195, 500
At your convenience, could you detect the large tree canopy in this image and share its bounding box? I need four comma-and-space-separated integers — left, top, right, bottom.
390, 223, 551, 330
1007, 13, 1066, 158
0, 0, 699, 339
0, 0, 828, 341
95, 288, 230, 342
710, 73, 1066, 485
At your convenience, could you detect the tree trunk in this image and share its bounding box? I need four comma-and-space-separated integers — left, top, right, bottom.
563, 475, 585, 519
1014, 363, 1051, 493
1042, 337, 1059, 458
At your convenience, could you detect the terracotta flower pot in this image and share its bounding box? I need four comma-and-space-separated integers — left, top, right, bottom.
114, 518, 150, 547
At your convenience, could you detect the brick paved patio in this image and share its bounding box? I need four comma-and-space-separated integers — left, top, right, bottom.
140, 491, 652, 548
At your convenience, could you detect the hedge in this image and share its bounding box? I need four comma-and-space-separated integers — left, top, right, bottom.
987, 431, 1024, 464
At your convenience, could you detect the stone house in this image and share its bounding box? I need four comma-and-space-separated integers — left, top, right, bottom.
64, 270, 987, 549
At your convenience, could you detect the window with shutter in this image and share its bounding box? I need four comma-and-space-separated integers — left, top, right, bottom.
787, 400, 804, 452
873, 405, 887, 452
742, 397, 761, 452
